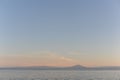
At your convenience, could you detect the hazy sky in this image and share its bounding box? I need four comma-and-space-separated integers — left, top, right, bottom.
0, 0, 120, 67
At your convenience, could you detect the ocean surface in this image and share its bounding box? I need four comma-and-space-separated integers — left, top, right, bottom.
0, 70, 120, 80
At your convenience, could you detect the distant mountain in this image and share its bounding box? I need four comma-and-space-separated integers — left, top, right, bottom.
67, 65, 87, 69
0, 65, 120, 70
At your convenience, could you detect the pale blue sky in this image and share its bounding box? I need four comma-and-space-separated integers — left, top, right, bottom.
0, 0, 120, 66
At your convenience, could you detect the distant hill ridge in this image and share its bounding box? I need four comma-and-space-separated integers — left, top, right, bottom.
0, 65, 120, 70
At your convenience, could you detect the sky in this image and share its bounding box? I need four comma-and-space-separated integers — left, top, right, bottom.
0, 0, 120, 67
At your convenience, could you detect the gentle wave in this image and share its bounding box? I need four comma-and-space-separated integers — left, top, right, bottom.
0, 70, 120, 80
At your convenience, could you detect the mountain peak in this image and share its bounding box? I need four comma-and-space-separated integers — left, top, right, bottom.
70, 65, 86, 69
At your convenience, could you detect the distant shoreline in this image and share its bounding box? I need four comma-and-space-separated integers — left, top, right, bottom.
0, 65, 120, 70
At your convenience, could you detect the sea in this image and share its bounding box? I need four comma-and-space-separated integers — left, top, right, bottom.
0, 70, 120, 80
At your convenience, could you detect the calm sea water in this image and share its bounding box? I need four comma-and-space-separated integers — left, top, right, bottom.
0, 70, 120, 80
